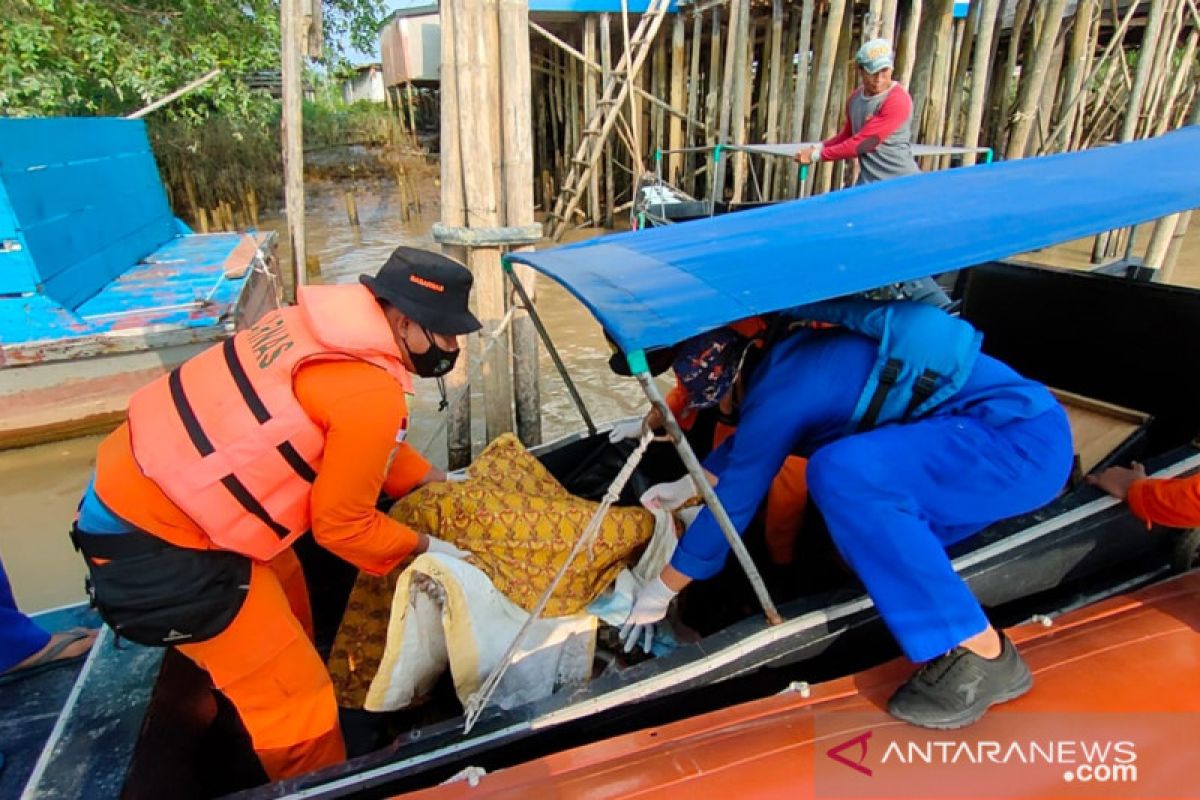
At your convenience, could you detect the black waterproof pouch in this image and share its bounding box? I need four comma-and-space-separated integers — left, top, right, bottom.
72, 525, 251, 647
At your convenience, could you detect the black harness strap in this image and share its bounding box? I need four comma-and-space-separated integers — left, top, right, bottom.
857, 358, 903, 432
169, 368, 215, 456
905, 368, 942, 420
223, 338, 317, 484
223, 338, 271, 423
220, 476, 292, 539
167, 354, 305, 541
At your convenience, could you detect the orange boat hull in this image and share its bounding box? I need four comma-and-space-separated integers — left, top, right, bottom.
412, 571, 1200, 799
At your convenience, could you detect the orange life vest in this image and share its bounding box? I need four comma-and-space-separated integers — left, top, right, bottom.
126, 284, 413, 561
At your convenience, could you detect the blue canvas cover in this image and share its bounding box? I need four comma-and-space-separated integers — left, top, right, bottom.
511, 126, 1200, 355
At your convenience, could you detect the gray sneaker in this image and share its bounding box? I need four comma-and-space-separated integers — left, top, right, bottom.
887, 633, 1032, 729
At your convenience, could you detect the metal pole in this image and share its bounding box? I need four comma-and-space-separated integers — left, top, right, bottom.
631, 358, 783, 626
503, 259, 597, 436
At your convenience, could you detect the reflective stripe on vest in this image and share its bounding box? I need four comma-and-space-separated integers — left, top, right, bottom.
128, 284, 410, 561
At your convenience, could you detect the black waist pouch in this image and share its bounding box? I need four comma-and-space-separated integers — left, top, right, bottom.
72, 525, 252, 647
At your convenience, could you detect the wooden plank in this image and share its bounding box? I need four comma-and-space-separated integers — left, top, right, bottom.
22, 628, 164, 800
0, 118, 150, 172
1051, 388, 1149, 475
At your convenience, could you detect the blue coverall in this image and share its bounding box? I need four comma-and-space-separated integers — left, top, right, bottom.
671, 329, 1074, 663
0, 553, 50, 673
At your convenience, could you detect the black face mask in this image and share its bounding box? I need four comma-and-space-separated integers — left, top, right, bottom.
407, 325, 459, 378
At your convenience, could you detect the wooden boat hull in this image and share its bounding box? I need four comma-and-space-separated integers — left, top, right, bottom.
0, 233, 279, 450
17, 259, 1200, 799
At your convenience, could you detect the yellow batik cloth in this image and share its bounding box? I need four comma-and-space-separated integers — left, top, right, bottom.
327, 433, 655, 708
389, 432, 655, 616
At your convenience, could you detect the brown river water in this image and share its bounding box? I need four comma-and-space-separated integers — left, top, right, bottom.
2, 176, 1197, 612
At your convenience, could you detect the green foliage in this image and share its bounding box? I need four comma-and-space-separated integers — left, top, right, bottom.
0, 0, 385, 121
303, 99, 397, 149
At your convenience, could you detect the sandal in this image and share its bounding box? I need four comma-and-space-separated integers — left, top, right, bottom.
0, 627, 97, 686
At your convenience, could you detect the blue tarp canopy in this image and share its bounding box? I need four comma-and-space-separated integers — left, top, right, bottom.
510, 126, 1200, 355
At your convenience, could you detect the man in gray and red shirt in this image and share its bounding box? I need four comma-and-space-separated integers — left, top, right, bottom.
796, 38, 919, 185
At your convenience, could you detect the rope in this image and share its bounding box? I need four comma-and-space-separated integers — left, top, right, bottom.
462, 426, 659, 734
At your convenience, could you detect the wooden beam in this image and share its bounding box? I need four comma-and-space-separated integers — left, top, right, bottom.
668, 14, 686, 182
499, 0, 541, 447
280, 0, 305, 301
439, 0, 472, 467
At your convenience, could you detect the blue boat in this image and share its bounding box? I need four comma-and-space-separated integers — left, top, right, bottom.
0, 117, 278, 449
6, 128, 1200, 799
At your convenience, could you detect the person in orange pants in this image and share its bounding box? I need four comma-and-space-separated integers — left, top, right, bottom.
1088, 462, 1200, 528
610, 317, 810, 565
71, 248, 479, 782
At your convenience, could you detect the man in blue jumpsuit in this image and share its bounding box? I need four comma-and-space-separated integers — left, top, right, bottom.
623, 300, 1073, 729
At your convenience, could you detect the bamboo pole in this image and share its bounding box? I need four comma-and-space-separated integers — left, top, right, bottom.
806, 0, 848, 146
992, 0, 1033, 156
731, 0, 752, 203
1053, 0, 1097, 153
761, 0, 785, 196
705, 3, 723, 158
1119, 0, 1167, 144
1154, 29, 1198, 136
867, 0, 884, 38
896, 0, 922, 88
881, 0, 899, 42
788, 0, 816, 197
127, 68, 222, 119
621, 0, 641, 161
817, 8, 853, 195
1140, 0, 1185, 139
440, 0, 472, 468
601, 13, 615, 227
685, 8, 703, 191
1005, 0, 1069, 159
941, 5, 978, 168
652, 27, 668, 164
1149, 92, 1200, 278
751, 18, 767, 144
712, 0, 743, 205
344, 191, 359, 226
584, 16, 601, 224
962, 0, 1002, 165
280, 0, 305, 300
923, 0, 956, 151
669, 14, 686, 183
1101, 0, 1169, 258
1045, 0, 1139, 152
499, 0, 541, 447
528, 21, 712, 141
909, 0, 951, 143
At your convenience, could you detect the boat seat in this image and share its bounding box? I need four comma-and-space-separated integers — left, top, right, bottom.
0, 232, 265, 352
1050, 388, 1150, 476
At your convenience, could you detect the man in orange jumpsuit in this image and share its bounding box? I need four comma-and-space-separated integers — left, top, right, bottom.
70, 247, 479, 781
1089, 462, 1200, 528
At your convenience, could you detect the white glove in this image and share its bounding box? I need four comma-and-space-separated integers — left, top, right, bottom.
423, 535, 469, 559
640, 475, 697, 512
619, 577, 677, 654
445, 468, 470, 483
607, 418, 645, 443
